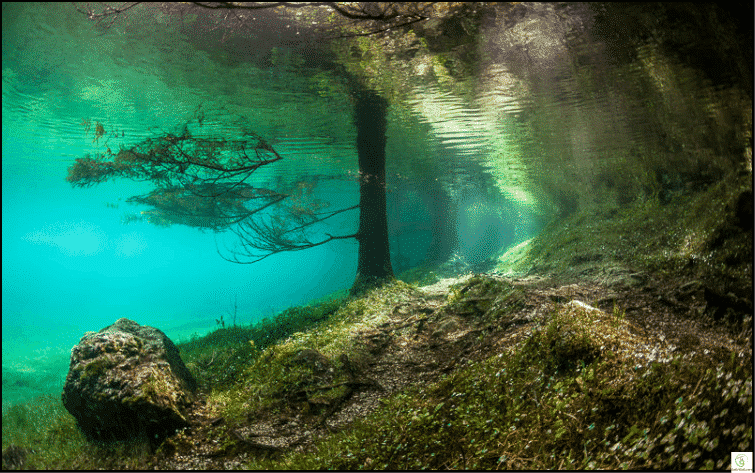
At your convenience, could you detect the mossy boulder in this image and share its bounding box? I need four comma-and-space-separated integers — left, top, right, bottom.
62, 318, 197, 446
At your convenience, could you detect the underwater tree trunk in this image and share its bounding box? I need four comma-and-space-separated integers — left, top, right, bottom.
351, 90, 394, 296
423, 179, 457, 265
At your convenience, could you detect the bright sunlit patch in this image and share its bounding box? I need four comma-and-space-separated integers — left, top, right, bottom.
22, 221, 106, 256
114, 231, 148, 258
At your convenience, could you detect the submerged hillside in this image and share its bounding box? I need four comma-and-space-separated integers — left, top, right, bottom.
164, 176, 752, 470
2, 170, 751, 470
158, 273, 750, 470
2, 2, 752, 470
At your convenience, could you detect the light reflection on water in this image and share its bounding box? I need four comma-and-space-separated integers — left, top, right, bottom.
2, 2, 750, 407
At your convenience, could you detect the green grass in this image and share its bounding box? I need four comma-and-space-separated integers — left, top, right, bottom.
202, 280, 420, 426
2, 166, 751, 469
177, 295, 346, 391
243, 301, 752, 470
1, 293, 348, 470
1, 394, 154, 469
2, 279, 751, 470
496, 170, 752, 313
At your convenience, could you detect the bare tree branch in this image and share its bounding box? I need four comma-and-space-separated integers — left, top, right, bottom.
68, 114, 359, 262
75, 2, 141, 27
74, 2, 460, 39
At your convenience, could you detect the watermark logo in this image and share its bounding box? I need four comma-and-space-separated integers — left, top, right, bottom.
732, 452, 753, 473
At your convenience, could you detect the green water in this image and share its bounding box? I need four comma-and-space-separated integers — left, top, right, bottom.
2, 2, 750, 411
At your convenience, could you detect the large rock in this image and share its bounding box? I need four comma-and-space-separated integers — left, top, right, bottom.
62, 318, 197, 445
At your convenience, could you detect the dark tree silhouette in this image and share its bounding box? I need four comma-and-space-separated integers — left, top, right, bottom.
69, 100, 396, 295
351, 90, 393, 294
70, 2, 478, 295
67, 117, 359, 258
74, 2, 463, 39
67, 100, 392, 295
66, 104, 393, 294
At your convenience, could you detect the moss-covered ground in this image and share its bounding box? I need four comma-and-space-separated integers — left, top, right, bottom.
3, 274, 751, 470
2, 172, 752, 470
496, 170, 752, 305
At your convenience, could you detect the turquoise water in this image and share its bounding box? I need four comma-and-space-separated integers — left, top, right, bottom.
4, 3, 748, 410
1, 3, 352, 406
2, 3, 533, 407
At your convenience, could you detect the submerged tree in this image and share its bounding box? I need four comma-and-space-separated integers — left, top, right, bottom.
70, 2, 483, 294
75, 2, 472, 40
351, 90, 393, 293
67, 101, 390, 295
65, 117, 354, 250
67, 120, 292, 236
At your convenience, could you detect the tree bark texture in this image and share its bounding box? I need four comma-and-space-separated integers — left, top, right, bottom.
351, 90, 394, 296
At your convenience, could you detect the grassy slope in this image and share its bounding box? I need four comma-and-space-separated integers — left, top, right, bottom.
2, 173, 752, 470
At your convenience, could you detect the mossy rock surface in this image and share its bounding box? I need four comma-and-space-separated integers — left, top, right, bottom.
62, 318, 196, 446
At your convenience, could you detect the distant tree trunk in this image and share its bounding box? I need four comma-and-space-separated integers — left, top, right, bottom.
351, 90, 394, 296
423, 179, 457, 265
